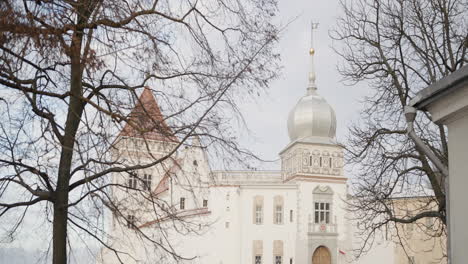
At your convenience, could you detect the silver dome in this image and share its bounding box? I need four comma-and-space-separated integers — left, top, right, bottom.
287, 90, 336, 143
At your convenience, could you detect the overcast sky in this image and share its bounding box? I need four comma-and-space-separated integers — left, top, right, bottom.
236, 0, 369, 169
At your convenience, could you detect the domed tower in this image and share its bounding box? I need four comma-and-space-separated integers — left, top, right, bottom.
280, 25, 348, 264
279, 31, 344, 182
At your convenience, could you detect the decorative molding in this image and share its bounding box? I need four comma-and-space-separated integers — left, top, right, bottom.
313, 185, 334, 195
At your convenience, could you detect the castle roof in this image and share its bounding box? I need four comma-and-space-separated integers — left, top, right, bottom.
119, 87, 178, 142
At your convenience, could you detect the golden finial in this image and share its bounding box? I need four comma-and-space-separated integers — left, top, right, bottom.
307, 21, 319, 94
310, 22, 319, 55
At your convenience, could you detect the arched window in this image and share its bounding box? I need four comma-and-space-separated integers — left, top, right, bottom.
253, 196, 264, 224
273, 240, 283, 264
253, 240, 263, 264
273, 195, 284, 224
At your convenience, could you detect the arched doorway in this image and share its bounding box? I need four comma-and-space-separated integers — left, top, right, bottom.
312, 246, 331, 264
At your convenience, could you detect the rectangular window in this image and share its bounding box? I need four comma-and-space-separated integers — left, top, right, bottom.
385, 224, 389, 240
127, 215, 136, 229
275, 205, 283, 224
142, 174, 152, 191
255, 205, 263, 224
225, 222, 230, 228
255, 256, 262, 264
314, 202, 331, 224
128, 173, 138, 189
329, 157, 333, 168
290, 258, 293, 264
275, 256, 282, 264
203, 199, 208, 207
180, 197, 185, 210
290, 210, 293, 222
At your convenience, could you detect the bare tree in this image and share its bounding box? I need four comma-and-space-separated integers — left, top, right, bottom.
0, 0, 280, 263
331, 0, 467, 258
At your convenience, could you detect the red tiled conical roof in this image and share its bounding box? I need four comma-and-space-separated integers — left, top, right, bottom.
119, 87, 178, 142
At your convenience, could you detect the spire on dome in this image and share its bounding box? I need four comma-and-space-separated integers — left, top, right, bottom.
119, 87, 178, 142
307, 22, 319, 95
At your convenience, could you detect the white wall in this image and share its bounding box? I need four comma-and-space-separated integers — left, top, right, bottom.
239, 185, 297, 264
447, 113, 468, 263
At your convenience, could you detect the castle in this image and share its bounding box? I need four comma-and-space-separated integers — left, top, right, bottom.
97, 37, 445, 264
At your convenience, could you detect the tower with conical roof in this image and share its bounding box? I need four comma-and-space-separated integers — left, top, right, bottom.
119, 87, 178, 143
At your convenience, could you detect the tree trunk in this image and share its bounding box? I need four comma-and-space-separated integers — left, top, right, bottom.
52, 187, 69, 264
52, 62, 85, 264
52, 19, 86, 264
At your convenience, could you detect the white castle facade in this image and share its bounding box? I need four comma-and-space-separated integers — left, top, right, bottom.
97, 45, 442, 264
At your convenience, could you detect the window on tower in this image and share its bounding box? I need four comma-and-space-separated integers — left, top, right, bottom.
314, 202, 331, 224
180, 197, 185, 210
127, 215, 136, 229
128, 173, 138, 189
142, 174, 152, 191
